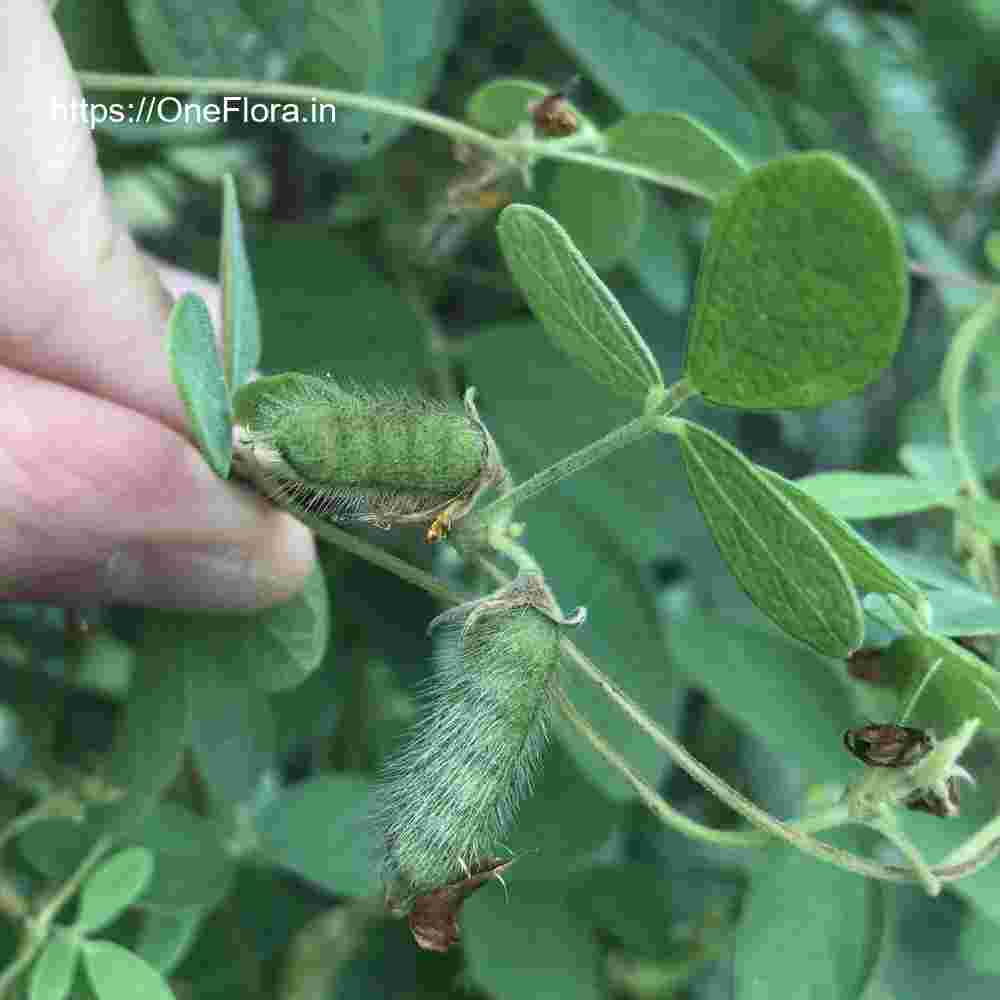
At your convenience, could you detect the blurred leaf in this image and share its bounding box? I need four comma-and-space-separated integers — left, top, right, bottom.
55, 0, 146, 77
102, 639, 190, 829
734, 831, 882, 999
166, 293, 232, 478
491, 736, 621, 885
881, 634, 1000, 733
873, 884, 1000, 1000
986, 232, 1000, 273
545, 163, 646, 269
565, 862, 673, 959
762, 470, 923, 609
294, 0, 459, 160
466, 78, 595, 137
627, 199, 691, 314
901, 387, 1000, 486
863, 556, 1000, 637
220, 175, 260, 395
605, 112, 748, 201
462, 321, 683, 801
941, 296, 1000, 485
959, 497, 1000, 543
686, 153, 908, 409
18, 818, 106, 885
75, 847, 154, 934
29, 933, 78, 1000
794, 472, 956, 519
256, 775, 376, 897
251, 227, 426, 384
926, 590, 1000, 637
187, 661, 276, 809
676, 420, 863, 656
531, 0, 784, 159
83, 940, 175, 1000
126, 0, 307, 78
134, 908, 203, 974
959, 909, 1000, 977
898, 443, 964, 492
129, 804, 234, 911
829, 11, 970, 190
497, 205, 663, 401
668, 609, 859, 782
0, 703, 32, 780
140, 564, 330, 697
463, 879, 602, 1000
906, 218, 987, 314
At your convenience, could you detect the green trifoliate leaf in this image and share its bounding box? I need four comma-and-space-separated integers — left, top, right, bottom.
83, 941, 175, 1000
167, 292, 232, 478
794, 472, 956, 519
497, 204, 663, 402
604, 112, 748, 202
761, 470, 923, 610
675, 420, 863, 655
29, 933, 78, 1000
686, 153, 908, 408
75, 847, 154, 935
220, 174, 260, 395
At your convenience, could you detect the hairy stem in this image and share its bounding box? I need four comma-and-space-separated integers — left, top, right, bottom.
477, 379, 696, 523
77, 73, 714, 201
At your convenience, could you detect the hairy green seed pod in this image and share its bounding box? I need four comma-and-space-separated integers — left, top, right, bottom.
232, 373, 504, 533
375, 576, 585, 909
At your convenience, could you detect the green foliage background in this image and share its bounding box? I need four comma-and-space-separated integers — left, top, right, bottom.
4, 0, 1000, 997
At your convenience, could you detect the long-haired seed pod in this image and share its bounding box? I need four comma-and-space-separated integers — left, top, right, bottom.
232, 373, 506, 536
374, 575, 585, 913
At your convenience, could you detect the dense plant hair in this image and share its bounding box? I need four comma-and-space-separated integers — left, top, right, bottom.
233, 373, 503, 529
374, 589, 569, 908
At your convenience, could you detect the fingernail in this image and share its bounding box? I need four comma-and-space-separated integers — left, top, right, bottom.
105, 515, 316, 610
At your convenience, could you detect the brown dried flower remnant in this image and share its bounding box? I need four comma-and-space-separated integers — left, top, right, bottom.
397, 857, 514, 952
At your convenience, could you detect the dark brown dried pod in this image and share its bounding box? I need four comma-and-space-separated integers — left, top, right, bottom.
843, 722, 933, 768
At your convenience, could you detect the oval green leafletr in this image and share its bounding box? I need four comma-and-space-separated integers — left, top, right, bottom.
497, 204, 664, 402
605, 111, 748, 202
674, 420, 863, 656
686, 153, 908, 409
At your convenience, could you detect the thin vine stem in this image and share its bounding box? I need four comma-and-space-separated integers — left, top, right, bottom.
76, 73, 713, 201
556, 689, 849, 850
556, 631, 1000, 886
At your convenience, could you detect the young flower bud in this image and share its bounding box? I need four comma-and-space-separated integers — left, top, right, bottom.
232, 374, 505, 536
374, 575, 585, 917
